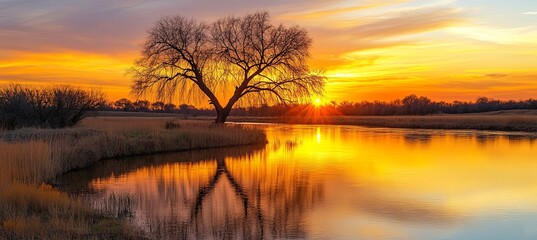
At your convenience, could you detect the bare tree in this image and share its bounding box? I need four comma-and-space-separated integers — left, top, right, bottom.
130, 12, 325, 123
0, 85, 104, 129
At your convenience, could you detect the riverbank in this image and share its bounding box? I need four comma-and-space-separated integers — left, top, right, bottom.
0, 118, 267, 239
229, 111, 537, 132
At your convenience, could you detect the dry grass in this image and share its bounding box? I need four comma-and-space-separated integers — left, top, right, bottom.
80, 116, 181, 131
230, 113, 537, 132
0, 117, 267, 239
0, 142, 142, 239
0, 183, 141, 239
0, 141, 55, 185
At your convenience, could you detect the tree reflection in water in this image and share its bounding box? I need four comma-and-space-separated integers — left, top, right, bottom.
58, 145, 324, 239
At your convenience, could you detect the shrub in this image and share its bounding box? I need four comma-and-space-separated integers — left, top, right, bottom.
0, 85, 105, 130
164, 121, 181, 130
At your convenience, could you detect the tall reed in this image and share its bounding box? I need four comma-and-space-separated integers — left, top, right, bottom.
0, 141, 55, 185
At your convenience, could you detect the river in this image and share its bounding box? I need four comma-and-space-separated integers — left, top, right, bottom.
57, 124, 537, 239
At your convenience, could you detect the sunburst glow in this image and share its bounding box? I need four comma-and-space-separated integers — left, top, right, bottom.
314, 98, 322, 107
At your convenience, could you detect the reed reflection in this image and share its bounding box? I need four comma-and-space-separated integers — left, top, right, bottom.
403, 133, 433, 146
60, 144, 323, 239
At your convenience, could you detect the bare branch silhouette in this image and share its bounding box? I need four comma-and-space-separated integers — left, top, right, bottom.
130, 11, 325, 123
189, 157, 249, 222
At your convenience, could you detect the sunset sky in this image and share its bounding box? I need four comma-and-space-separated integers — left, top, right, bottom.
1, 0, 537, 104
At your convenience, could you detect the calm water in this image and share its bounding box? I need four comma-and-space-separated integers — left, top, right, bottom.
58, 124, 537, 239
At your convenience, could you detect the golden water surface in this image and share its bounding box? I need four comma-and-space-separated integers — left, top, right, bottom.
59, 124, 537, 239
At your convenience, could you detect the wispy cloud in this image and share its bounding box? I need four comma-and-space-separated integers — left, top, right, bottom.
523, 12, 537, 15
281, 0, 409, 20
308, 4, 465, 63
349, 7, 464, 39
448, 25, 537, 45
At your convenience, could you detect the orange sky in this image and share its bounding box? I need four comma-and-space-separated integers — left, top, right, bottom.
1, 0, 537, 105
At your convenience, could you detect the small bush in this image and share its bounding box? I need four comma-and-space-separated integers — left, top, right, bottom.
164, 121, 181, 129
0, 85, 105, 130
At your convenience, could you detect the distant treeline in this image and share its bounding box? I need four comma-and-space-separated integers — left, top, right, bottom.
235, 95, 537, 117
101, 98, 215, 116
324, 94, 537, 116
104, 94, 537, 117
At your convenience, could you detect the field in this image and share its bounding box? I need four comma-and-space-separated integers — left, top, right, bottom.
0, 117, 266, 239
229, 110, 537, 132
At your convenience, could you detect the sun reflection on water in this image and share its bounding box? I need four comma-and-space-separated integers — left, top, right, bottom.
316, 127, 321, 144
58, 125, 537, 240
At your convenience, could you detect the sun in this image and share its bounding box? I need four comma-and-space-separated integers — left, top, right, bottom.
314, 98, 322, 107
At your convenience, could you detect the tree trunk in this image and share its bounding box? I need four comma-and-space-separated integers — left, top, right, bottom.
215, 107, 231, 124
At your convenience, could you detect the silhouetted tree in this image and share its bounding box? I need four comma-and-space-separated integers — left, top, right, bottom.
178, 103, 195, 114
133, 100, 150, 111
151, 101, 165, 112
46, 86, 105, 128
163, 103, 177, 113
113, 98, 134, 111
130, 12, 325, 123
0, 85, 104, 129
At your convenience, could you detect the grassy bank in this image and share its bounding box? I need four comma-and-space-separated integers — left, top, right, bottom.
0, 118, 267, 239
230, 111, 537, 132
